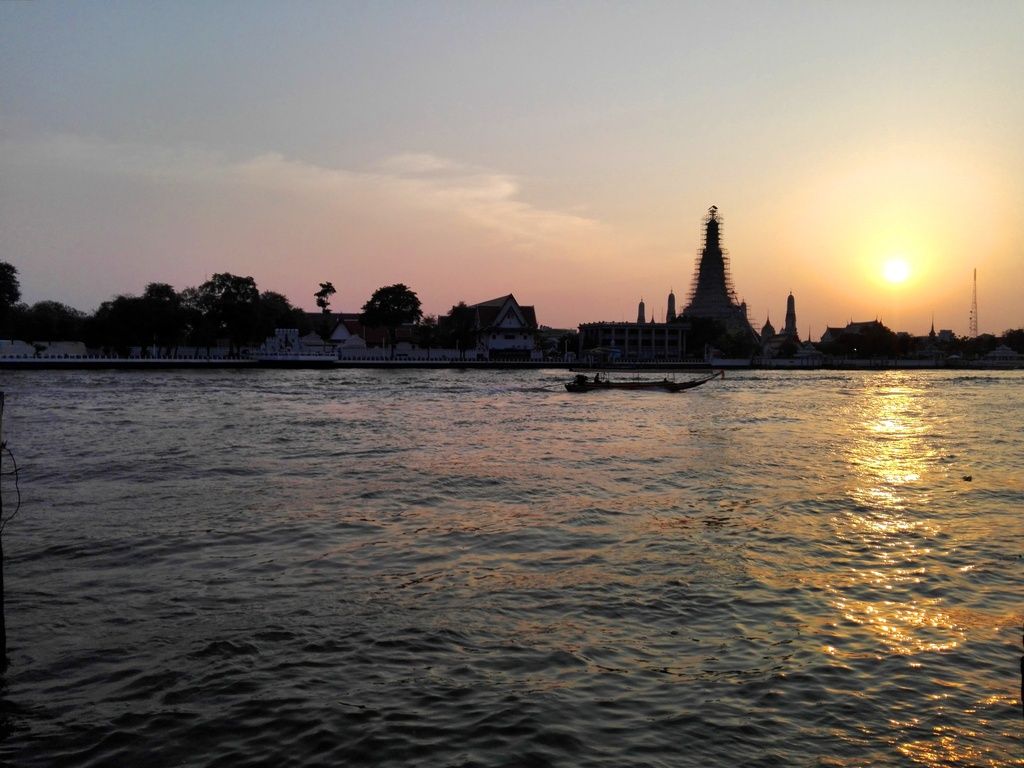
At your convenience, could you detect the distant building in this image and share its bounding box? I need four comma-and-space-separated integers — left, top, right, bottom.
468, 294, 540, 360
259, 327, 338, 357
0, 339, 87, 358
984, 344, 1021, 364
578, 320, 692, 361
820, 320, 886, 345
328, 312, 421, 358
0, 339, 38, 357
759, 293, 801, 357
317, 293, 540, 360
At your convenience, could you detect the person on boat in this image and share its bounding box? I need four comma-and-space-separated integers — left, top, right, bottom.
574, 374, 588, 386
594, 373, 601, 384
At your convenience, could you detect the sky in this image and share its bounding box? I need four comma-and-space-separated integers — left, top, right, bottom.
2, 1, 1022, 337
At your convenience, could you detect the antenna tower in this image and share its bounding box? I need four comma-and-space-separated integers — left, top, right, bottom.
968, 268, 978, 338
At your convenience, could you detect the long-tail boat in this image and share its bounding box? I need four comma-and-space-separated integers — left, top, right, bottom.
564, 370, 723, 393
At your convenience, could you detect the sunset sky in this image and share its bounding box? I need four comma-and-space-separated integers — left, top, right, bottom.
2, 1, 1021, 337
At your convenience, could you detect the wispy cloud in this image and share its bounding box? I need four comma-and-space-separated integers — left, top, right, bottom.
1, 135, 601, 250
0, 134, 617, 319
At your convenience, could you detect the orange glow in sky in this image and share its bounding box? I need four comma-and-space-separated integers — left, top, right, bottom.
1, 3, 1022, 337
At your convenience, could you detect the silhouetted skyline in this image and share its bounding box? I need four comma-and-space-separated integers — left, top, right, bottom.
2, 2, 1021, 335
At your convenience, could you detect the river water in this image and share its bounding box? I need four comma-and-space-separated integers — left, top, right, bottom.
0, 368, 1019, 767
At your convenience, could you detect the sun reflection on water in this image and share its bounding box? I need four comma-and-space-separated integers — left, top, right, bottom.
826, 378, 959, 657
823, 377, 1005, 764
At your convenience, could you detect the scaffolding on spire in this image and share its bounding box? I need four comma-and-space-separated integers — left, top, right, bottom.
684, 206, 740, 316
969, 268, 978, 338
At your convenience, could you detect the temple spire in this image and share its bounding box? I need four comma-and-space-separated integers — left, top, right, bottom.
682, 206, 756, 341
783, 292, 799, 341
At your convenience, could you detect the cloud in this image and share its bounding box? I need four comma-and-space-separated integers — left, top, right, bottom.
377, 153, 455, 174
231, 149, 603, 250
0, 134, 619, 321
0, 135, 600, 251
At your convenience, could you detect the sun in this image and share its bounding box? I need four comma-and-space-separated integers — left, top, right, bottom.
882, 258, 911, 284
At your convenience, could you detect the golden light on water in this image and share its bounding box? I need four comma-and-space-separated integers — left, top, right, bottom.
829, 380, 963, 657
826, 378, 995, 764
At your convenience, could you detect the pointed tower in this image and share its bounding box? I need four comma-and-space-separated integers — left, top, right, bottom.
682, 206, 756, 338
666, 289, 676, 322
761, 315, 775, 339
783, 293, 799, 341
637, 297, 646, 324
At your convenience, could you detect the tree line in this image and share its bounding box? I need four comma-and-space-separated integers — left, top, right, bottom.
0, 265, 321, 356
0, 262, 508, 359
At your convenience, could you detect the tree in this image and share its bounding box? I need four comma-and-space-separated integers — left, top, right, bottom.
960, 332, 997, 359
440, 302, 477, 360
179, 286, 218, 355
85, 296, 145, 356
256, 291, 310, 341
141, 283, 186, 355
314, 282, 337, 340
0, 263, 20, 333
196, 273, 261, 354
314, 282, 336, 313
16, 301, 86, 343
416, 315, 438, 358
360, 283, 422, 359
1001, 328, 1024, 353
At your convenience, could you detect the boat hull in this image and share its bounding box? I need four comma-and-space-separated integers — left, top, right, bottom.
564, 372, 721, 393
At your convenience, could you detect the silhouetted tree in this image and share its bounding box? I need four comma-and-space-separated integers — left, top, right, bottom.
15, 301, 86, 343
1001, 328, 1024, 353
0, 263, 20, 334
141, 283, 186, 355
197, 273, 261, 354
440, 302, 477, 360
314, 282, 336, 312
360, 283, 422, 359
314, 282, 337, 340
180, 286, 218, 355
415, 315, 438, 358
960, 333, 998, 359
85, 296, 145, 356
257, 291, 310, 341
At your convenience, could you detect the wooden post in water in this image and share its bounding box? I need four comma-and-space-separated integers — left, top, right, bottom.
0, 391, 6, 671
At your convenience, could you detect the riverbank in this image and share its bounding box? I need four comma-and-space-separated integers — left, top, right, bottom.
1, 357, 1019, 371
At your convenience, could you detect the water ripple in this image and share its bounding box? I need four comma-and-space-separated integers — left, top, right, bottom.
0, 369, 1020, 767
